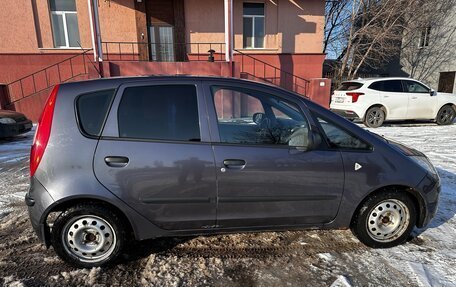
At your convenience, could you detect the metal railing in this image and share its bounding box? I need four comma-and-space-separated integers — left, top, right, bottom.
5, 49, 98, 106
101, 41, 226, 62
234, 49, 310, 97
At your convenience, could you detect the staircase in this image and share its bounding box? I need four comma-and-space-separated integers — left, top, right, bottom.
234, 49, 310, 97
1, 49, 99, 120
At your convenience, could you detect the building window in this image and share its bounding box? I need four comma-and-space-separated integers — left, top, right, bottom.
243, 3, 265, 49
419, 27, 431, 48
50, 0, 81, 48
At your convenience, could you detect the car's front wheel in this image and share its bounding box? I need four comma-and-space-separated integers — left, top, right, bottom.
51, 203, 126, 268
436, 105, 455, 125
364, 107, 385, 128
351, 191, 417, 248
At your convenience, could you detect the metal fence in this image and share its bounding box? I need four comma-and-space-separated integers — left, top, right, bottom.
101, 42, 226, 62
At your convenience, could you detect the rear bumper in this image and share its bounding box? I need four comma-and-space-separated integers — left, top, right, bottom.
330, 109, 361, 120
0, 120, 33, 137
26, 177, 55, 246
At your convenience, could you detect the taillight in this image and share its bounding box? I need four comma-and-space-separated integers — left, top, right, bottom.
346, 92, 364, 103
30, 84, 59, 177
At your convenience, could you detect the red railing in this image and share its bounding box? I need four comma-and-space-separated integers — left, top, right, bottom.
5, 49, 98, 106
234, 49, 310, 97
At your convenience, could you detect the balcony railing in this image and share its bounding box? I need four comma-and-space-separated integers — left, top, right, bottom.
101, 41, 226, 62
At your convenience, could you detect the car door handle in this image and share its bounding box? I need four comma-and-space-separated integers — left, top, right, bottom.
223, 159, 246, 170
411, 96, 418, 99
104, 156, 129, 167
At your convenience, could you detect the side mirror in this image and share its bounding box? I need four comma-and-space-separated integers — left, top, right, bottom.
430, 89, 437, 96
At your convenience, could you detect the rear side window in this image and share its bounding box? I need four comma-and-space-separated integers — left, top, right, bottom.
118, 85, 200, 141
369, 80, 403, 92
76, 89, 115, 136
337, 82, 363, 91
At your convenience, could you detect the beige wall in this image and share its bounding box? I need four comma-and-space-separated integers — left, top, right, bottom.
0, 0, 138, 54
185, 0, 325, 54
0, 0, 324, 54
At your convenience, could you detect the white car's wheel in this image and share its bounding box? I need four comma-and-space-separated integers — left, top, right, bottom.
436, 105, 455, 125
364, 107, 385, 128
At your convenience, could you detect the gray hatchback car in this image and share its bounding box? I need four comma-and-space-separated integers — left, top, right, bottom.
26, 76, 440, 268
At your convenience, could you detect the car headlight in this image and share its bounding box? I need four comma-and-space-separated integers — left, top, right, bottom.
410, 156, 438, 176
0, 117, 16, 124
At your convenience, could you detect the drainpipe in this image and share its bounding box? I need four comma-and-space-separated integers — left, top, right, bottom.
224, 0, 234, 76
88, 0, 104, 77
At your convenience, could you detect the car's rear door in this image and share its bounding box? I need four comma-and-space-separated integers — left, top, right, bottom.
369, 80, 409, 120
93, 80, 217, 230
203, 80, 345, 228
401, 80, 436, 119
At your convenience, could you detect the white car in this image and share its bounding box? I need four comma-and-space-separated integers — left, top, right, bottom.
330, 77, 456, 128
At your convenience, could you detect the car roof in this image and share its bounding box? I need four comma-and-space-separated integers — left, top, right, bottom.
342, 77, 422, 84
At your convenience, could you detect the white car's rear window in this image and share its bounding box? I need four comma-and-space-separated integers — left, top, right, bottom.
337, 82, 363, 91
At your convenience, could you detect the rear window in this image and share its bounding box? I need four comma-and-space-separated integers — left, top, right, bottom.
117, 85, 200, 141
76, 89, 115, 136
337, 82, 363, 91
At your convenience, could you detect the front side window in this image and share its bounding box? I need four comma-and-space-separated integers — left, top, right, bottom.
212, 86, 310, 147
50, 0, 81, 48
316, 115, 370, 150
118, 85, 200, 141
243, 3, 265, 48
402, 80, 429, 93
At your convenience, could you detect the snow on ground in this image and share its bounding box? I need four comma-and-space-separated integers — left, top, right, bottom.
0, 123, 455, 286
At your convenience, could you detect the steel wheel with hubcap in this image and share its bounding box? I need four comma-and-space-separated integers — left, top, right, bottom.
436, 105, 455, 125
364, 107, 385, 128
351, 190, 416, 248
52, 204, 126, 268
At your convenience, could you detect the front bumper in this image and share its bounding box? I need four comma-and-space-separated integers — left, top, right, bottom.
330, 109, 361, 120
26, 177, 55, 246
0, 120, 33, 137
415, 173, 441, 228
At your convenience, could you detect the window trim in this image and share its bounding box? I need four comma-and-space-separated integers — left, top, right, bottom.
243, 3, 265, 49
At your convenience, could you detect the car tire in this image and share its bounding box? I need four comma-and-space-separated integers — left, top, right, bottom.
351, 191, 417, 248
51, 203, 127, 268
363, 107, 385, 128
436, 105, 455, 125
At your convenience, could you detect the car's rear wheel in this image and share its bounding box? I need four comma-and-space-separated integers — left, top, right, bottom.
51, 203, 126, 268
351, 191, 416, 248
364, 107, 385, 128
436, 105, 455, 125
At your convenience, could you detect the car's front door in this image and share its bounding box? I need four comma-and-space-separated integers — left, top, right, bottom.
401, 80, 436, 119
93, 81, 217, 230
203, 82, 345, 228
